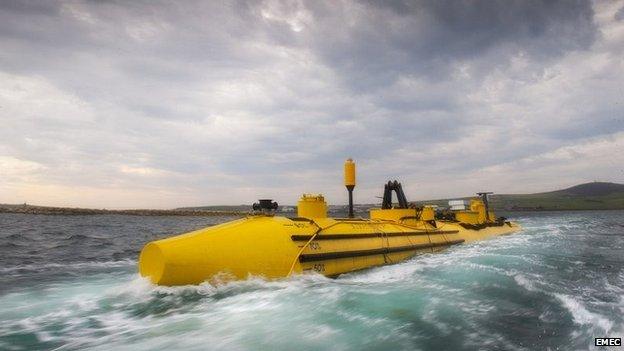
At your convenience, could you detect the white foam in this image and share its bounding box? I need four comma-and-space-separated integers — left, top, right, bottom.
554, 293, 614, 333
514, 274, 536, 291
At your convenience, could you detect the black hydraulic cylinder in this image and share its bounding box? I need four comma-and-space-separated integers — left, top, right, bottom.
347, 185, 354, 218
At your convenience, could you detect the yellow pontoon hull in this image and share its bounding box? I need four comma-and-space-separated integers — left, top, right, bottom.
139, 216, 521, 286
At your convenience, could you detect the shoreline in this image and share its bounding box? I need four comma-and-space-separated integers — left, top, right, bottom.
0, 204, 246, 217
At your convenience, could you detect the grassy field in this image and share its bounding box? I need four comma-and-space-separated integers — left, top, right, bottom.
415, 182, 624, 211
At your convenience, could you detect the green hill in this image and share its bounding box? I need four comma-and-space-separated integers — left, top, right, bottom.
416, 182, 624, 211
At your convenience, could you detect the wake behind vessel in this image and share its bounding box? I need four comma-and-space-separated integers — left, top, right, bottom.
139, 159, 521, 285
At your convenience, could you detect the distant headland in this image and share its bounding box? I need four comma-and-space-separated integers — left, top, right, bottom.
415, 182, 624, 211
1, 182, 623, 216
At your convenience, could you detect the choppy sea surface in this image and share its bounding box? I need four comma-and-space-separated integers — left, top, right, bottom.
1, 211, 623, 350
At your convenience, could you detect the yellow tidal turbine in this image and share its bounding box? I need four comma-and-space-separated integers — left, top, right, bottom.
139, 159, 521, 286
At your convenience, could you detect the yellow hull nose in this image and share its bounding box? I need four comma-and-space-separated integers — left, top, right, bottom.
138, 243, 165, 283
138, 216, 521, 286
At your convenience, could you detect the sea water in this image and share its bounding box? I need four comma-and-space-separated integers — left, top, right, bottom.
1, 211, 623, 350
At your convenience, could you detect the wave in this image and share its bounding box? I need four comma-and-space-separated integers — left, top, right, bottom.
1, 211, 623, 351
554, 293, 614, 333
514, 273, 617, 335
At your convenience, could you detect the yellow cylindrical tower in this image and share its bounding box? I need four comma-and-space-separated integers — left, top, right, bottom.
344, 158, 356, 187
297, 194, 328, 218
344, 158, 356, 218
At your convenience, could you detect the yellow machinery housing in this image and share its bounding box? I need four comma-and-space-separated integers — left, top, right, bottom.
297, 194, 327, 218
139, 160, 521, 286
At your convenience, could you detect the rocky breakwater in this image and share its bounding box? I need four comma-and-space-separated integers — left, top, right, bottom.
0, 204, 245, 216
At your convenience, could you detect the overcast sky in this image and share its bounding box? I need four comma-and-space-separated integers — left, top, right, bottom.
1, 0, 623, 208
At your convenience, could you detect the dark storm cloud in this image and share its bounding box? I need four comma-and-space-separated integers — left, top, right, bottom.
616, 5, 624, 21
0, 0, 622, 206
303, 0, 596, 91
